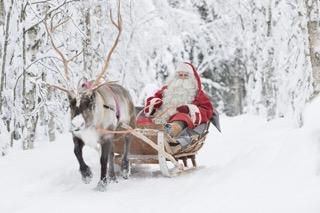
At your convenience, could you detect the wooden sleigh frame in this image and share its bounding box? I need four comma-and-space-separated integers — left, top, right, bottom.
114, 119, 211, 177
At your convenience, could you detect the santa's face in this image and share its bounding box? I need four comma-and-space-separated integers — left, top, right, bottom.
153, 70, 198, 124
168, 71, 197, 92
176, 71, 190, 80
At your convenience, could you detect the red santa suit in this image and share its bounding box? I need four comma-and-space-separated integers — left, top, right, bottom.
143, 62, 214, 129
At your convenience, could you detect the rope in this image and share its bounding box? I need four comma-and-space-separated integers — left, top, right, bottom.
94, 93, 177, 135
135, 99, 162, 119
136, 99, 178, 121
95, 125, 133, 134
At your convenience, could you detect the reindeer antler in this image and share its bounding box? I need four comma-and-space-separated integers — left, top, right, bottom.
44, 11, 82, 94
94, 0, 122, 86
45, 83, 72, 95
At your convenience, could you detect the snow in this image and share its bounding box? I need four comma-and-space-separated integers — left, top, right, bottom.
1, 100, 320, 213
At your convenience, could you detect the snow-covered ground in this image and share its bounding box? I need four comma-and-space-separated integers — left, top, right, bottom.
1, 99, 320, 213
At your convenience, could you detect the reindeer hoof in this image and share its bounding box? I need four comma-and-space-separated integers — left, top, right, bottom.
108, 175, 118, 183
82, 176, 92, 184
121, 161, 131, 179
121, 169, 130, 179
95, 179, 108, 192
80, 167, 93, 184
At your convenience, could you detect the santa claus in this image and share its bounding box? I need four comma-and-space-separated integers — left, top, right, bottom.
143, 62, 214, 137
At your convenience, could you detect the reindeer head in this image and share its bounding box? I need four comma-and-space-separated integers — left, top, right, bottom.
70, 86, 99, 144
77, 82, 97, 123
68, 81, 96, 133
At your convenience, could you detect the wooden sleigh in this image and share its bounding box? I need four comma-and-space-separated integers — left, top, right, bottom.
114, 107, 220, 177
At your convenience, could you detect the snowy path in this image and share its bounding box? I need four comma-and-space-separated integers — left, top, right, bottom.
1, 115, 320, 213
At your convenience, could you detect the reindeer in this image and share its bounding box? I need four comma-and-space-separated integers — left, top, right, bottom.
44, 0, 135, 191
70, 81, 136, 191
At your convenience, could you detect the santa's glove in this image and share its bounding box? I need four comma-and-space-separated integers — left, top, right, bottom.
176, 105, 189, 114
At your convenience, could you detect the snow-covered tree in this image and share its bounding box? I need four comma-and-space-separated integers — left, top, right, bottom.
0, 0, 318, 154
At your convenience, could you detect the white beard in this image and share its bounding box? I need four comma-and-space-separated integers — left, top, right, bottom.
154, 77, 198, 124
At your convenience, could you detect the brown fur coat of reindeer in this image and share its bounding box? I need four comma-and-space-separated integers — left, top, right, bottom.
44, 0, 134, 191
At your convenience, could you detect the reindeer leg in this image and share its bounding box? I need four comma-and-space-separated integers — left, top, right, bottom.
73, 136, 92, 184
96, 139, 112, 192
121, 134, 131, 179
108, 144, 118, 183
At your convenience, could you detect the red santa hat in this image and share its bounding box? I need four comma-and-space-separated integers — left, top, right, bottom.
176, 62, 194, 75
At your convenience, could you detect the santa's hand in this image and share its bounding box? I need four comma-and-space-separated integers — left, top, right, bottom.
176, 105, 189, 114
144, 98, 162, 117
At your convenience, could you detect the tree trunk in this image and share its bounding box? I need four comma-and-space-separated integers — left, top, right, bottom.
48, 113, 55, 142
306, 0, 320, 93
0, 0, 13, 114
0, 0, 4, 58
83, 7, 92, 77
307, 21, 320, 92
21, 5, 39, 149
0, 0, 4, 24
266, 0, 272, 37
47, 86, 56, 142
0, 0, 4, 57
232, 75, 243, 115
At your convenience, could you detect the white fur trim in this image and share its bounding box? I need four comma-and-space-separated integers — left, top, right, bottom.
145, 97, 161, 117
176, 63, 193, 75
187, 104, 201, 125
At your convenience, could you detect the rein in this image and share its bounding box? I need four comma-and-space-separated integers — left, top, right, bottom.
135, 99, 162, 119
92, 85, 177, 135
98, 105, 187, 139
152, 105, 178, 119
96, 125, 133, 134
136, 99, 177, 120
96, 101, 175, 135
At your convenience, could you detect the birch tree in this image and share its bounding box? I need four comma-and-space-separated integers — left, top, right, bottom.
0, 0, 13, 115
305, 0, 320, 93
